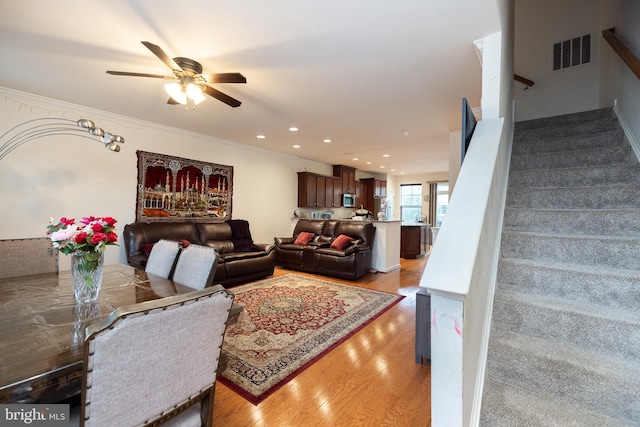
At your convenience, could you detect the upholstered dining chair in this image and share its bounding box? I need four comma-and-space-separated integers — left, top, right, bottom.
171, 244, 219, 290
74, 285, 234, 426
0, 237, 58, 279
145, 239, 181, 279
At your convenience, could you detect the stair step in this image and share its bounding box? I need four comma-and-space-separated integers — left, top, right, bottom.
484, 108, 640, 426
512, 129, 625, 155
480, 377, 636, 427
510, 144, 635, 171
506, 183, 640, 209
515, 117, 620, 143
497, 257, 640, 311
508, 163, 640, 188
500, 231, 640, 269
514, 108, 615, 132
503, 207, 640, 236
491, 289, 640, 360
485, 329, 640, 423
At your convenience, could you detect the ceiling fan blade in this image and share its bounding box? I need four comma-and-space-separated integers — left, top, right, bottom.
167, 97, 180, 105
204, 73, 247, 84
203, 86, 242, 108
141, 41, 182, 71
106, 70, 171, 79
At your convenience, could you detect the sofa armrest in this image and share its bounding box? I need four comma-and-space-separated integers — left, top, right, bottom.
274, 237, 295, 246
254, 242, 275, 254
344, 243, 371, 256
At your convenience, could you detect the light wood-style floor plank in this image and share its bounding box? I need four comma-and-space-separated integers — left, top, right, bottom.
212, 255, 431, 426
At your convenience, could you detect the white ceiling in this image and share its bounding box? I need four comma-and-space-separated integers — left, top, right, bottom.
0, 0, 500, 175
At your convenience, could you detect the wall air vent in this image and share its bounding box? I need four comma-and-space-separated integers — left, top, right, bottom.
553, 34, 591, 71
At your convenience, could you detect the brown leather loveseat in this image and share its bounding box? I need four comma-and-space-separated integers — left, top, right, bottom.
123, 220, 275, 287
274, 219, 375, 280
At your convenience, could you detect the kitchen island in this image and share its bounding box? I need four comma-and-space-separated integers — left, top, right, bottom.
371, 220, 401, 272
400, 223, 431, 259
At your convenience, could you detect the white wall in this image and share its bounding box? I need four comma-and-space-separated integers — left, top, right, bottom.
513, 0, 619, 121
0, 88, 330, 270
612, 0, 640, 152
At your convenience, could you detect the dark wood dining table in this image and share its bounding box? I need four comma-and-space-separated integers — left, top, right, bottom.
0, 264, 199, 404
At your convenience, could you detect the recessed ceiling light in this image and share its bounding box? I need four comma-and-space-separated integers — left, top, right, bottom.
289, 127, 299, 132
383, 154, 390, 158
380, 166, 386, 169
257, 135, 266, 139
352, 157, 359, 161
390, 169, 396, 172
293, 145, 301, 148
402, 130, 411, 136
323, 139, 331, 143
366, 161, 372, 165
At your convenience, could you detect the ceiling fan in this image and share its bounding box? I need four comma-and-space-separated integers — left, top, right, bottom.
106, 41, 246, 108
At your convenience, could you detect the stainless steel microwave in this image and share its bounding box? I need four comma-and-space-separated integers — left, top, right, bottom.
343, 193, 356, 208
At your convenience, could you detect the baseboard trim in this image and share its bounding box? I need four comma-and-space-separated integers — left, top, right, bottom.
613, 104, 640, 162
376, 264, 401, 273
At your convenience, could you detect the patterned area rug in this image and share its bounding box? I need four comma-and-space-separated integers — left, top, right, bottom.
218, 273, 403, 404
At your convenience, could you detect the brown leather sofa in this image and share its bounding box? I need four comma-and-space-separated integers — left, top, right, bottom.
274, 219, 375, 280
123, 220, 275, 288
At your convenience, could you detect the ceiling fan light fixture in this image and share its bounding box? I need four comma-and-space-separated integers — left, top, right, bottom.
186, 83, 206, 105
165, 82, 187, 104
108, 42, 245, 108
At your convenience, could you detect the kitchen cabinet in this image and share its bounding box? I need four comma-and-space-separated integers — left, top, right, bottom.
323, 176, 341, 207
375, 179, 387, 197
298, 172, 320, 207
333, 165, 356, 195
400, 224, 430, 259
298, 172, 341, 207
359, 178, 387, 213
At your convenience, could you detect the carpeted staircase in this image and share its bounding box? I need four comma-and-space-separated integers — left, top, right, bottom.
481, 108, 640, 426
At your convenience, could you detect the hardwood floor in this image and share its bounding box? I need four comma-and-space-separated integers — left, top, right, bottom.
212, 255, 432, 426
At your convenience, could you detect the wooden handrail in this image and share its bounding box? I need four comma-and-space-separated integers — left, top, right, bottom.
602, 28, 640, 80
514, 74, 535, 88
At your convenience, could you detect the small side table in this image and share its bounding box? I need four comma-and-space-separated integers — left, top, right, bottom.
415, 288, 431, 364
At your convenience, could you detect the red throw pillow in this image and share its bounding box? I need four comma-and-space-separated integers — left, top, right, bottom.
330, 234, 353, 249
179, 239, 191, 248
141, 243, 155, 257
294, 231, 315, 245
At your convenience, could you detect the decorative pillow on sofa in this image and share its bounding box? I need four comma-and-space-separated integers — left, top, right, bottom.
330, 234, 353, 249
294, 231, 315, 245
141, 243, 155, 257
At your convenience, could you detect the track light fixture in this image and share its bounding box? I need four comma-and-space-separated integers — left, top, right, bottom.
0, 118, 124, 160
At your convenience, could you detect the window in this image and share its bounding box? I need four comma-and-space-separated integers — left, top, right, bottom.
400, 184, 422, 222
428, 181, 449, 227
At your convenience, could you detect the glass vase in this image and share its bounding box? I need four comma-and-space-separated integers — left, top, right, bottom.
71, 250, 104, 303
71, 301, 101, 350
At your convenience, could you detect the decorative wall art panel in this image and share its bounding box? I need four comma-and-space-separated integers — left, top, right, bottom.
135, 150, 233, 223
